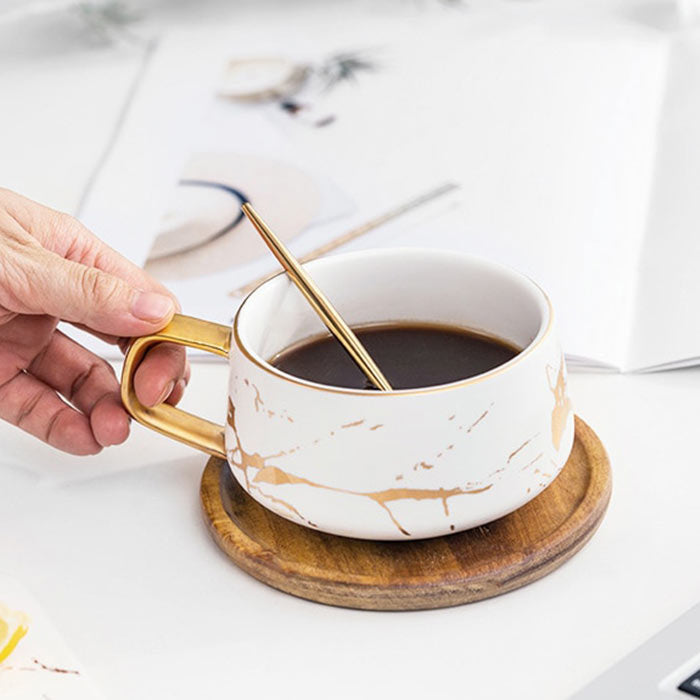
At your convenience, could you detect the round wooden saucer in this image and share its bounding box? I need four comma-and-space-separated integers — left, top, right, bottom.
200, 416, 611, 611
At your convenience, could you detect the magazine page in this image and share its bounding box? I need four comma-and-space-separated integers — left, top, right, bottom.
0, 575, 106, 700
223, 16, 668, 368
626, 32, 700, 371
79, 15, 668, 370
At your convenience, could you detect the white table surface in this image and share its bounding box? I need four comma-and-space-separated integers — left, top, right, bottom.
2, 362, 700, 700
2, 2, 699, 698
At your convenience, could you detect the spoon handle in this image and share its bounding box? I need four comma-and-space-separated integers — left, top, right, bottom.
241, 203, 393, 391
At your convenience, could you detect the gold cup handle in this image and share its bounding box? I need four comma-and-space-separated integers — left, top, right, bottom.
120, 314, 231, 458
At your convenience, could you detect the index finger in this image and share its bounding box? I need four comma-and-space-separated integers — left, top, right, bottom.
2, 188, 177, 302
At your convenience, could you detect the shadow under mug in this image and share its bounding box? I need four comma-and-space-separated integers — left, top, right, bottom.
120, 248, 574, 540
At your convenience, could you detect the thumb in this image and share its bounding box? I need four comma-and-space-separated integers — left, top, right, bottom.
29, 249, 176, 337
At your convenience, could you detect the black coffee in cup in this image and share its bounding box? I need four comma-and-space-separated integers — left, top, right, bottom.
270, 322, 519, 390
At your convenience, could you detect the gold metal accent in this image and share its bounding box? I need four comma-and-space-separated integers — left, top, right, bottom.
241, 202, 393, 391
120, 314, 231, 458
548, 356, 573, 450
231, 182, 459, 298
227, 398, 491, 537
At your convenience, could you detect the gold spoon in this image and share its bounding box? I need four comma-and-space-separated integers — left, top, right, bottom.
231, 182, 459, 298
241, 203, 393, 391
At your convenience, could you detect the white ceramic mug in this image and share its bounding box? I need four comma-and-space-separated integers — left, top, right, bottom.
121, 248, 574, 540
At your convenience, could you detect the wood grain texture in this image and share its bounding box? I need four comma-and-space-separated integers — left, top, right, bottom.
200, 416, 611, 611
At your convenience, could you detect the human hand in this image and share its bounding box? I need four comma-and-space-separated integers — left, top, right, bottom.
0, 188, 189, 455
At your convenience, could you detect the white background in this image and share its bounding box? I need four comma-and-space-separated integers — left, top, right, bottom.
1, 1, 700, 698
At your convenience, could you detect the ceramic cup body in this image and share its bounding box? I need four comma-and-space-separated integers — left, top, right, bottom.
226, 248, 574, 540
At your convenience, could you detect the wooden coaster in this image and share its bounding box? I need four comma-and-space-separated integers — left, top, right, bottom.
200, 416, 611, 611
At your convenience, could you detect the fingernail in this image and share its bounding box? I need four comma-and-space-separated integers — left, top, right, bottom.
131, 291, 175, 322
156, 380, 175, 405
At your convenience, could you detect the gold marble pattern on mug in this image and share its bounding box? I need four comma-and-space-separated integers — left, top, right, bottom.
226, 398, 497, 536
226, 365, 565, 535
548, 357, 573, 451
